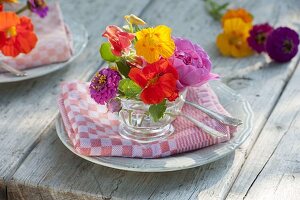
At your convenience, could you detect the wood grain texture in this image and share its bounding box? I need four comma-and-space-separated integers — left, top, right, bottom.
0, 0, 151, 198
227, 62, 300, 200
5, 0, 300, 199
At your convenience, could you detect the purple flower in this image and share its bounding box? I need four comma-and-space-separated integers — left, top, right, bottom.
247, 23, 274, 53
89, 68, 122, 105
27, 0, 49, 18
107, 98, 121, 113
266, 27, 299, 62
170, 37, 219, 91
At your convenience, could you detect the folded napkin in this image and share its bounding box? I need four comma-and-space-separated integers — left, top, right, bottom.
0, 3, 73, 72
58, 81, 236, 158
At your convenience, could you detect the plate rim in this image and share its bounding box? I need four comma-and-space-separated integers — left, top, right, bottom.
56, 81, 254, 172
0, 18, 88, 83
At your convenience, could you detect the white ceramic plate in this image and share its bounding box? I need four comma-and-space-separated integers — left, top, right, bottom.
56, 81, 253, 172
0, 18, 88, 83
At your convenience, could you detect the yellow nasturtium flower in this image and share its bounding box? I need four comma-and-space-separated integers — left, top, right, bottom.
135, 25, 175, 63
216, 18, 253, 58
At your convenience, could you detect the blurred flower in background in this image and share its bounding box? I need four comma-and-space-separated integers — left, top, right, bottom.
266, 27, 299, 62
27, 0, 49, 18
247, 23, 274, 53
221, 8, 253, 26
216, 18, 253, 58
0, 12, 38, 57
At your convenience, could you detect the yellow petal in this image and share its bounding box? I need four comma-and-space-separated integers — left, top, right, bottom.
216, 33, 231, 56
154, 25, 172, 41
136, 28, 151, 40
159, 40, 175, 59
135, 39, 160, 63
141, 47, 160, 63
124, 14, 146, 25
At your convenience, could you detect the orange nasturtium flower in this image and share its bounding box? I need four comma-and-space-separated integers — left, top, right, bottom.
135, 25, 175, 63
221, 8, 253, 26
0, 12, 38, 57
216, 18, 253, 58
129, 58, 179, 104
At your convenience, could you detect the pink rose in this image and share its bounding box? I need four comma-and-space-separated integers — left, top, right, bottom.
170, 37, 219, 91
102, 25, 135, 56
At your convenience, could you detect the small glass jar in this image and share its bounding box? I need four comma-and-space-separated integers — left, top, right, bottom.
118, 91, 186, 143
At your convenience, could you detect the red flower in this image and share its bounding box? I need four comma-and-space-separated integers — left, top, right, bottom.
129, 59, 179, 104
102, 25, 135, 56
0, 4, 3, 12
0, 12, 38, 57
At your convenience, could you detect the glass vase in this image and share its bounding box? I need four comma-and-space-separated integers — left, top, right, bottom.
118, 91, 186, 143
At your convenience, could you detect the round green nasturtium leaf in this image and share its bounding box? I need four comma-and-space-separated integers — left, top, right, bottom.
149, 100, 167, 122
118, 78, 142, 98
99, 42, 118, 62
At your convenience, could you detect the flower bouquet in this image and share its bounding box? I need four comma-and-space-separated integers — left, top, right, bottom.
90, 14, 218, 143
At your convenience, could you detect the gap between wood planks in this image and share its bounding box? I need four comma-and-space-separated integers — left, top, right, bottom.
224, 57, 300, 199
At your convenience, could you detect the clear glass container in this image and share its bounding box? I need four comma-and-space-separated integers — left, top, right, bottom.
119, 91, 187, 143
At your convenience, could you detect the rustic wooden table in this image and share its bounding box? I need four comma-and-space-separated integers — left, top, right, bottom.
0, 0, 299, 199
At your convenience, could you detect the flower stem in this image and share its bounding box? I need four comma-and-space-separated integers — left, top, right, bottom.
16, 5, 28, 15
129, 23, 134, 33
204, 0, 229, 20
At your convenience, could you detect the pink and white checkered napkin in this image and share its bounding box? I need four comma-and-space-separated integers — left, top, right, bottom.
58, 81, 236, 158
0, 3, 73, 72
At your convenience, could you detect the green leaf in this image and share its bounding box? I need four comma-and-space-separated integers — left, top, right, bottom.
118, 78, 141, 98
149, 100, 167, 122
204, 0, 229, 20
116, 60, 131, 77
99, 42, 118, 62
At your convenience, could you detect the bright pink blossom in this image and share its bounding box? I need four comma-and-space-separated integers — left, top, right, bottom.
170, 38, 218, 91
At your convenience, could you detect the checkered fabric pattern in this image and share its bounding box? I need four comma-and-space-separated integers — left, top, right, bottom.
58, 81, 236, 158
0, 3, 73, 72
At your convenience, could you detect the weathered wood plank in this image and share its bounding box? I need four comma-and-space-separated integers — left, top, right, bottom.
8, 127, 245, 200
0, 0, 151, 197
6, 0, 300, 199
227, 62, 300, 199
